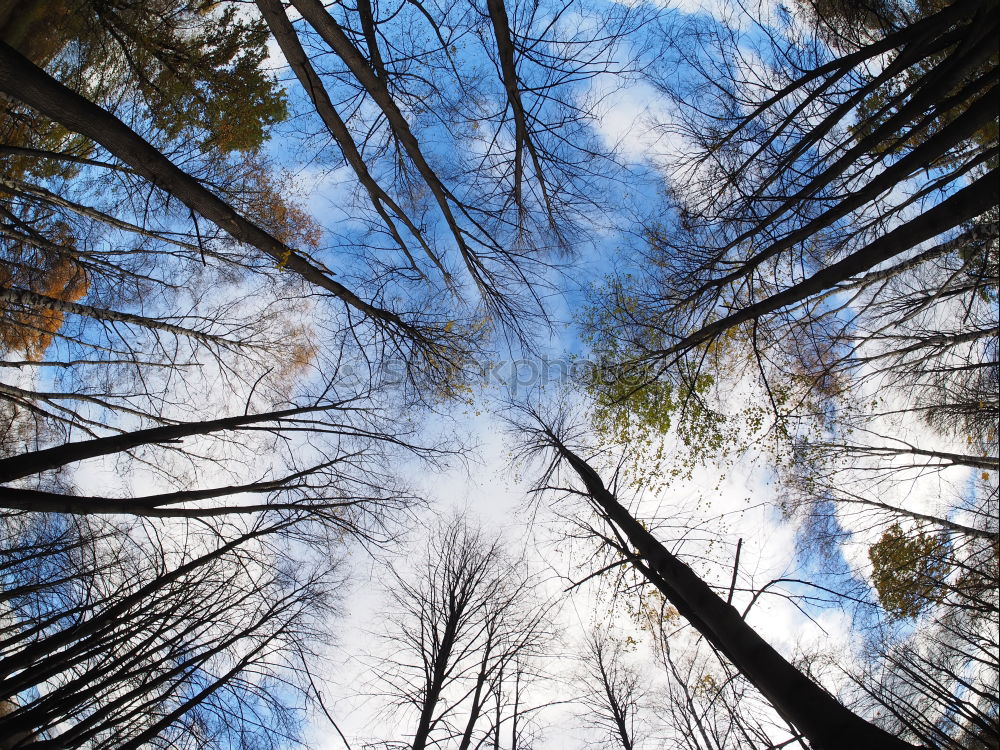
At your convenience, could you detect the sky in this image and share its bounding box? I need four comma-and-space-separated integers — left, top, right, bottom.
274, 154, 869, 748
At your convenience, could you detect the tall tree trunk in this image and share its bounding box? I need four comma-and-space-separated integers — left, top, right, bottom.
0, 41, 414, 338
289, 0, 488, 287
543, 430, 926, 749
654, 169, 998, 361
0, 403, 338, 482
255, 0, 446, 278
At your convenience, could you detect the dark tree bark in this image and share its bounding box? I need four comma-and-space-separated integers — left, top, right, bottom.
0, 41, 416, 339
376, 516, 550, 750
0, 513, 329, 748
254, 0, 447, 279
526, 416, 926, 749
0, 402, 342, 482
650, 169, 998, 362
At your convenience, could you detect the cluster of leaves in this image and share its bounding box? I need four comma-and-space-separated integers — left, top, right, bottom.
868, 523, 951, 619
82, 0, 287, 153
0, 218, 88, 360
580, 277, 734, 485
628, 586, 681, 632
146, 8, 287, 153
235, 156, 323, 253
1, 0, 288, 184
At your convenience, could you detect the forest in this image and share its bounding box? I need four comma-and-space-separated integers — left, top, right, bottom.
0, 0, 996, 747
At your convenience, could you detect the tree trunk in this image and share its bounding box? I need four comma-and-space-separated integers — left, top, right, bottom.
656, 168, 998, 360
547, 434, 926, 749
0, 403, 336, 482
0, 286, 243, 347
255, 0, 445, 277
0, 41, 412, 337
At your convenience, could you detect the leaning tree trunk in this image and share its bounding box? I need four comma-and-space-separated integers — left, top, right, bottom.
653, 169, 998, 361
0, 403, 337, 482
0, 286, 243, 347
0, 41, 412, 337
546, 432, 926, 750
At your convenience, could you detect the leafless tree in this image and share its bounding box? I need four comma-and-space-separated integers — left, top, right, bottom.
372, 515, 553, 750
577, 627, 645, 750
585, 0, 996, 413
0, 511, 336, 748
